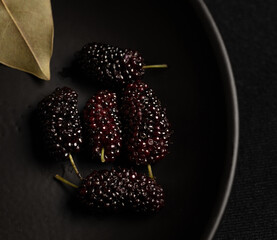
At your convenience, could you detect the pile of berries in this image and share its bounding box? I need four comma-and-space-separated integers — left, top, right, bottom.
37, 42, 171, 213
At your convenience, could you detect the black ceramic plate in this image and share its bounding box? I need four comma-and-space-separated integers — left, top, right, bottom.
0, 0, 238, 240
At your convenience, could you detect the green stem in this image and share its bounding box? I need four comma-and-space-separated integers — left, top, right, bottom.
101, 147, 106, 163
69, 153, 83, 180
147, 164, 154, 179
143, 64, 168, 69
54, 174, 79, 189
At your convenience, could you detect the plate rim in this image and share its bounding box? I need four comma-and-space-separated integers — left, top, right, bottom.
190, 1, 239, 239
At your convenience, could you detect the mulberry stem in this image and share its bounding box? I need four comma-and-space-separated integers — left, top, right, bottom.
69, 153, 83, 180
54, 174, 79, 189
147, 164, 154, 179
101, 147, 106, 163
143, 64, 168, 69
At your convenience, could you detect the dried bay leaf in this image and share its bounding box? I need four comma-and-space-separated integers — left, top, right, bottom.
0, 0, 54, 80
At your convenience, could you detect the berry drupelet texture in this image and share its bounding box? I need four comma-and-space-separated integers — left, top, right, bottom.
121, 81, 172, 165
78, 168, 165, 212
83, 90, 122, 162
77, 42, 145, 87
37, 87, 82, 160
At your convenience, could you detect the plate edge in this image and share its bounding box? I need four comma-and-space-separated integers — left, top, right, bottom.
189, 1, 240, 239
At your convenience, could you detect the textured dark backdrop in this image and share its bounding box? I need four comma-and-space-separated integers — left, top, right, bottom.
204, 0, 277, 239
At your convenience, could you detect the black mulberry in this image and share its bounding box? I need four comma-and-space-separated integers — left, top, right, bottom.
121, 81, 172, 165
38, 87, 82, 160
83, 90, 122, 162
78, 168, 165, 212
77, 42, 145, 87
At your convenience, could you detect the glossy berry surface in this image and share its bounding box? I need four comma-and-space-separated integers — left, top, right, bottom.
78, 168, 165, 212
38, 87, 82, 160
121, 81, 172, 165
83, 90, 122, 162
77, 42, 145, 87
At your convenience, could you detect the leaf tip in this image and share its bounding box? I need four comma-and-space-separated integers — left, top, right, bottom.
39, 67, 51, 80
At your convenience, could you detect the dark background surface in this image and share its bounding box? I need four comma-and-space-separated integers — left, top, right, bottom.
3, 0, 275, 239
204, 0, 277, 239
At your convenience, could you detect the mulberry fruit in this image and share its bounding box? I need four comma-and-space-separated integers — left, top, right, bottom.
78, 168, 165, 212
38, 87, 82, 160
83, 90, 122, 162
77, 42, 145, 87
121, 81, 172, 165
